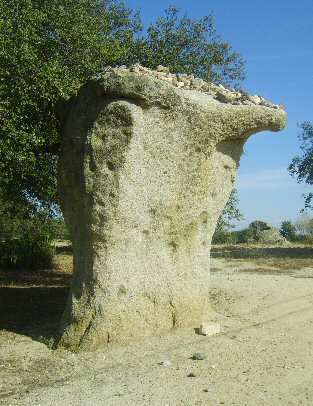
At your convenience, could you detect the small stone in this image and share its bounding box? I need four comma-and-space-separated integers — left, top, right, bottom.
130, 64, 142, 72
187, 372, 197, 377
157, 73, 167, 81
193, 352, 207, 360
100, 66, 112, 73
248, 95, 261, 104
199, 322, 220, 336
242, 100, 253, 105
177, 73, 188, 81
159, 360, 172, 367
130, 67, 139, 73
215, 91, 236, 103
191, 78, 204, 88
177, 81, 185, 88
157, 65, 170, 73
201, 83, 210, 91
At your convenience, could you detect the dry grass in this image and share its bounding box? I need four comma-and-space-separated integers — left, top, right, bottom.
211, 244, 313, 259
253, 257, 312, 271
211, 243, 313, 275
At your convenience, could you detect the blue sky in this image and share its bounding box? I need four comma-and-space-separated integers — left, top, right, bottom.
126, 0, 313, 228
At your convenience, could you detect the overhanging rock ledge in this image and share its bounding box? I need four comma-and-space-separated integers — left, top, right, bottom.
57, 65, 287, 351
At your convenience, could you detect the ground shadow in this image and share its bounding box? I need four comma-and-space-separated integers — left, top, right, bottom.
0, 269, 70, 344
55, 244, 73, 255
211, 245, 313, 259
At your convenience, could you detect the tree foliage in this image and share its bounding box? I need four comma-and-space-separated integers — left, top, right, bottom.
279, 217, 313, 244
0, 200, 55, 269
212, 190, 244, 244
288, 122, 313, 210
137, 6, 245, 87
296, 215, 313, 237
280, 220, 298, 242
0, 0, 141, 211
0, 1, 245, 215
248, 220, 270, 237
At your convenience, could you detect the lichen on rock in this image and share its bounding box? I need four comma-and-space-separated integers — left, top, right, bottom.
57, 65, 287, 351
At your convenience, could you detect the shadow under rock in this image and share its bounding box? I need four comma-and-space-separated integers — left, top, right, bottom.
0, 286, 69, 343
0, 269, 70, 344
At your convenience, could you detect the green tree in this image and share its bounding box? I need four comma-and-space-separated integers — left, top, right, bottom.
0, 0, 142, 211
1, 1, 245, 214
247, 220, 270, 241
288, 122, 313, 210
280, 220, 298, 241
0, 200, 55, 269
137, 6, 245, 88
212, 190, 244, 244
296, 215, 313, 237
231, 228, 254, 244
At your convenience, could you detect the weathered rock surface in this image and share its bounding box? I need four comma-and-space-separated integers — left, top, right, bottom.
250, 221, 287, 244
258, 228, 287, 244
57, 65, 287, 351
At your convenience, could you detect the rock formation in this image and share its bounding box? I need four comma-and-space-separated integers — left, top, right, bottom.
57, 65, 287, 351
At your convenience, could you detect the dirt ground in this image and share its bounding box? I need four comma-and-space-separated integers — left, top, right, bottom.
0, 244, 313, 406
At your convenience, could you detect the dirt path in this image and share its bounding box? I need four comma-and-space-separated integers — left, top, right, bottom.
1, 253, 313, 405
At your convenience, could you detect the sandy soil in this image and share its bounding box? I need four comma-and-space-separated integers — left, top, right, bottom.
1, 245, 313, 406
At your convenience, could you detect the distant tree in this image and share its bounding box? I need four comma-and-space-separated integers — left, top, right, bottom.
51, 217, 71, 241
232, 228, 254, 244
0, 200, 55, 269
296, 215, 313, 237
212, 190, 243, 244
248, 220, 270, 239
288, 122, 313, 210
280, 220, 298, 241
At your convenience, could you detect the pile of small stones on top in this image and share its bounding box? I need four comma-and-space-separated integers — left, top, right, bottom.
99, 63, 284, 110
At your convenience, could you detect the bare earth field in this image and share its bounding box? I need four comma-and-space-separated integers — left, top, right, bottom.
0, 244, 313, 406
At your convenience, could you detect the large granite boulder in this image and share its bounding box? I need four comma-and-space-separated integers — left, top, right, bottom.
57, 65, 287, 351
258, 228, 287, 244
249, 220, 287, 244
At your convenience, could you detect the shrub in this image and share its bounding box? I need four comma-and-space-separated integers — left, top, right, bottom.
0, 204, 55, 270
212, 190, 243, 244
212, 229, 237, 245
280, 220, 298, 241
51, 218, 71, 241
232, 228, 255, 244
296, 215, 313, 237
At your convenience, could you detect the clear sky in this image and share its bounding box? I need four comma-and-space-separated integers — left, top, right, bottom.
126, 0, 313, 228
